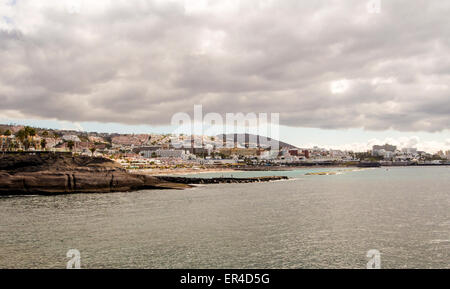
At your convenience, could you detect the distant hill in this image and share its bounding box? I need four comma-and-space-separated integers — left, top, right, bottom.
0, 123, 299, 150
216, 134, 298, 150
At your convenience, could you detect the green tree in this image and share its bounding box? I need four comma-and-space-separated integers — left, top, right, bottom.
23, 139, 31, 150
8, 142, 17, 151
52, 132, 60, 147
24, 126, 36, 138
89, 147, 96, 156
41, 139, 47, 150
67, 141, 75, 151
431, 154, 444, 161
16, 129, 27, 145
4, 130, 11, 136
14, 127, 37, 150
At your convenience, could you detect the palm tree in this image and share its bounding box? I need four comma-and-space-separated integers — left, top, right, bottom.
26, 127, 36, 150
67, 141, 75, 151
23, 139, 31, 150
89, 147, 96, 157
25, 127, 36, 138
9, 142, 17, 151
13, 127, 37, 151
51, 132, 61, 152
15, 129, 27, 149
41, 139, 47, 150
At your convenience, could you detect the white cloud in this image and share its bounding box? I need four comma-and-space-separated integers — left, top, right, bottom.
0, 0, 449, 133
330, 79, 349, 94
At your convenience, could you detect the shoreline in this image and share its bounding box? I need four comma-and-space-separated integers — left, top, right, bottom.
2, 152, 447, 195
128, 165, 360, 176
0, 154, 289, 195
128, 163, 449, 176
128, 168, 238, 176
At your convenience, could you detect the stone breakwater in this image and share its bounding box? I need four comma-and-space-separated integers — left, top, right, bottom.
157, 176, 289, 184
0, 153, 288, 195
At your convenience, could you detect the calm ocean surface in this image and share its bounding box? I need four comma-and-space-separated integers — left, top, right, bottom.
0, 166, 449, 268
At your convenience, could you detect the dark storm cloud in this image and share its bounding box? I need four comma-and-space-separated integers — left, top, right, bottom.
0, 0, 449, 132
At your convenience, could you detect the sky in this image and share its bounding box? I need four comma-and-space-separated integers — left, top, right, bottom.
0, 0, 449, 152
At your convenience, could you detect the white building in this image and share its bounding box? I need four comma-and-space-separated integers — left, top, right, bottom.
372, 144, 396, 157
373, 148, 386, 157
62, 135, 81, 142
155, 149, 189, 159
259, 150, 279, 160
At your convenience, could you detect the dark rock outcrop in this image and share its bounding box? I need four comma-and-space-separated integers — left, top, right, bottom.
0, 153, 190, 195
0, 170, 193, 195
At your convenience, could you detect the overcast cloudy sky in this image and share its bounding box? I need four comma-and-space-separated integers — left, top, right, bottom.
0, 0, 449, 151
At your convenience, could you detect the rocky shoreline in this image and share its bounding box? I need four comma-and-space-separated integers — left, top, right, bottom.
0, 153, 287, 195
0, 154, 190, 195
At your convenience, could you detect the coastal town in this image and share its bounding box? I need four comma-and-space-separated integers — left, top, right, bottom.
1, 124, 449, 173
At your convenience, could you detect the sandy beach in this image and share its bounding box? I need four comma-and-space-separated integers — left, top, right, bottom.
128, 167, 238, 176
128, 165, 361, 176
